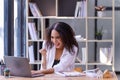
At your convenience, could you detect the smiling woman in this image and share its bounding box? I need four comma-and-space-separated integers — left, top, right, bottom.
31, 22, 79, 74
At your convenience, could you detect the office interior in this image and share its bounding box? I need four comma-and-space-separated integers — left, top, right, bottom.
0, 0, 120, 78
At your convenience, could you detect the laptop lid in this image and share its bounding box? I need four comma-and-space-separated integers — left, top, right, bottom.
4, 56, 32, 77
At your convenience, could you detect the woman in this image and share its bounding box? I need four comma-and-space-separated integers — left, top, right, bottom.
32, 22, 79, 74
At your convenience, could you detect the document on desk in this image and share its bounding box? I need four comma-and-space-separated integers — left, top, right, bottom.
55, 71, 85, 77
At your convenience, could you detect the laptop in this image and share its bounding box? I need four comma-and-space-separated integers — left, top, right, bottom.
4, 56, 44, 77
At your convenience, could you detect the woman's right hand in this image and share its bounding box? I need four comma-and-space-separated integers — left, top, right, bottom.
39, 49, 47, 56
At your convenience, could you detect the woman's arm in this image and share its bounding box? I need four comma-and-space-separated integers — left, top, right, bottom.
31, 68, 54, 74
39, 49, 47, 69
40, 68, 54, 74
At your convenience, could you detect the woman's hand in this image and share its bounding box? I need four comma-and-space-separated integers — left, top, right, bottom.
39, 49, 47, 56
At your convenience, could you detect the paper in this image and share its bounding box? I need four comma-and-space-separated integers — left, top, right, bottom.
55, 71, 85, 77
83, 68, 103, 78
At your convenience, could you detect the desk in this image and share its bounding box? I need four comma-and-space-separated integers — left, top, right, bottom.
0, 72, 118, 80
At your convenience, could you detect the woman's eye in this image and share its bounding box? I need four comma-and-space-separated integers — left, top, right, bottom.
56, 37, 59, 39
56, 37, 61, 40
51, 36, 54, 39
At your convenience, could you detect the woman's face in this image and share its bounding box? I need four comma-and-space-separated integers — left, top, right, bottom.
51, 30, 64, 49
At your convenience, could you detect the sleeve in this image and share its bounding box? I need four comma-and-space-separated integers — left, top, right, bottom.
42, 40, 47, 49
53, 46, 78, 72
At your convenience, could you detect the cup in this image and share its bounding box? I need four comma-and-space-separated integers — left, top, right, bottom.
97, 11, 105, 17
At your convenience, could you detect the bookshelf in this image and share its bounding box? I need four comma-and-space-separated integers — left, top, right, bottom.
26, 0, 115, 71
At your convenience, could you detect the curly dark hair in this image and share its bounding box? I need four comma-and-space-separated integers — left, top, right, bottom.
46, 22, 79, 54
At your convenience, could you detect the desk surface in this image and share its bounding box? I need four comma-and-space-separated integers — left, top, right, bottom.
0, 72, 118, 80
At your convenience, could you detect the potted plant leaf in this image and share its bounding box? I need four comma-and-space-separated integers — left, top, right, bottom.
95, 5, 105, 17
95, 26, 103, 40
4, 68, 10, 77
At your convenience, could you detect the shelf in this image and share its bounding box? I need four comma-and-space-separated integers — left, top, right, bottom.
26, 0, 115, 71
74, 40, 113, 42
75, 63, 86, 66
87, 62, 112, 66
28, 39, 44, 42
28, 16, 87, 19
88, 40, 113, 42
88, 17, 112, 19
28, 16, 112, 19
75, 62, 112, 66
29, 60, 41, 64
28, 16, 113, 19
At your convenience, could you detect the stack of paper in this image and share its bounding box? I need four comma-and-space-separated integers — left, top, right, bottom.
55, 71, 85, 77
83, 68, 103, 78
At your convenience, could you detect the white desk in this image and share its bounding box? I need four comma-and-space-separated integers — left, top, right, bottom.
0, 72, 118, 80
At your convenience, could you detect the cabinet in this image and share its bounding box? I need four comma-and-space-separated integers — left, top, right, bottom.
26, 0, 115, 71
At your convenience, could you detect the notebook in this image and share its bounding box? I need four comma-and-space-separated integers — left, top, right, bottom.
4, 56, 44, 77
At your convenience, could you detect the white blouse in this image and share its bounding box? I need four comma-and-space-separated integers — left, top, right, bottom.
41, 41, 78, 72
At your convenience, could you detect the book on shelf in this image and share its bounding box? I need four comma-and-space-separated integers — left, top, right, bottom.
81, 47, 86, 63
75, 35, 86, 41
28, 45, 35, 63
28, 22, 38, 40
99, 47, 113, 64
107, 46, 113, 64
74, 0, 86, 17
80, 0, 86, 17
74, 1, 81, 17
29, 2, 42, 17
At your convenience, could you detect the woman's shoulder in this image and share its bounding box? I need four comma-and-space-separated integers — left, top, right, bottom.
64, 45, 78, 55
70, 45, 78, 55
73, 45, 78, 51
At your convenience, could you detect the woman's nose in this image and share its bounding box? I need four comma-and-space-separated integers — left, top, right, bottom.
53, 38, 57, 43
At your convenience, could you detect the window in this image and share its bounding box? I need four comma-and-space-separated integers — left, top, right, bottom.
0, 0, 4, 60
14, 0, 18, 56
